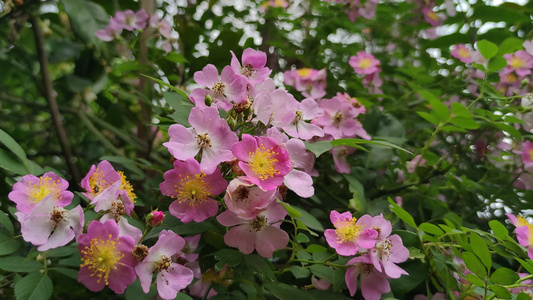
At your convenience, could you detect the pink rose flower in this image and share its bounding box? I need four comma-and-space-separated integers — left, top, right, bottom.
324, 211, 378, 256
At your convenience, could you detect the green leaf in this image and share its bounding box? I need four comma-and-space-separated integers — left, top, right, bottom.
489, 220, 509, 240
125, 278, 157, 300
342, 174, 365, 202
465, 273, 484, 287
293, 206, 324, 232
279, 201, 302, 218
0, 256, 43, 272
14, 273, 52, 300
517, 292, 532, 300
417, 111, 439, 125
213, 249, 243, 270
50, 267, 78, 280
488, 56, 507, 72
462, 251, 486, 278
488, 284, 512, 299
290, 265, 311, 279
0, 212, 14, 236
244, 254, 275, 281
309, 265, 334, 282
449, 116, 480, 129
472, 5, 531, 23
332, 268, 347, 292
388, 197, 417, 228
306, 244, 328, 253
516, 258, 533, 274
470, 233, 492, 270
0, 128, 27, 161
61, 0, 108, 48
296, 233, 310, 243
296, 250, 312, 262
142, 74, 189, 99
490, 267, 519, 285
165, 52, 189, 64
0, 234, 20, 256
332, 138, 413, 155
304, 141, 333, 158
0, 148, 27, 175
427, 98, 450, 123
264, 282, 313, 299
419, 223, 444, 237
497, 37, 525, 55
477, 40, 498, 60
450, 103, 471, 118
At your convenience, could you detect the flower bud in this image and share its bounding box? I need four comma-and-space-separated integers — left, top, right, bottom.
147, 210, 165, 227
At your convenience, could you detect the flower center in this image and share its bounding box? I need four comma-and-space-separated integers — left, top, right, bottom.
80, 235, 123, 285
175, 173, 210, 206
458, 47, 470, 58
212, 82, 226, 97
350, 97, 362, 108
333, 111, 343, 124
360, 262, 374, 275
249, 145, 279, 180
110, 201, 126, 221
358, 58, 373, 69
119, 171, 136, 203
50, 207, 66, 228
241, 64, 256, 78
195, 133, 212, 148
297, 68, 312, 77
293, 110, 303, 124
375, 239, 392, 260
132, 244, 149, 262
88, 170, 109, 196
234, 186, 250, 201
511, 56, 525, 69
154, 255, 172, 271
334, 217, 362, 243
427, 11, 439, 21
27, 176, 61, 203
506, 73, 518, 82
251, 215, 268, 231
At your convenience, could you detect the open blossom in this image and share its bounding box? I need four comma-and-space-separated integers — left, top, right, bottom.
9, 172, 73, 214
164, 106, 238, 174
160, 159, 227, 223
224, 177, 276, 220
314, 96, 369, 139
521, 140, 533, 169
504, 50, 533, 77
331, 145, 356, 174
81, 160, 136, 215
422, 7, 444, 27
345, 254, 391, 299
78, 220, 137, 294
114, 9, 149, 31
451, 44, 473, 63
135, 230, 194, 300
232, 134, 292, 191
193, 64, 247, 109
507, 213, 533, 259
16, 194, 83, 251
217, 199, 289, 257
230, 48, 272, 85
271, 91, 324, 140
96, 18, 123, 41
349, 52, 380, 75
149, 15, 172, 39
325, 211, 378, 256
284, 68, 327, 99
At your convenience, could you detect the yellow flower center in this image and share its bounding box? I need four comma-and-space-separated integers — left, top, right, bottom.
511, 56, 525, 69
358, 58, 373, 69
80, 235, 123, 285
506, 73, 518, 82
335, 217, 362, 243
427, 11, 439, 21
297, 68, 312, 77
27, 176, 61, 204
118, 171, 136, 203
88, 170, 109, 196
458, 47, 470, 58
529, 149, 533, 162
249, 145, 279, 180
175, 173, 210, 206
154, 255, 172, 271
212, 82, 226, 97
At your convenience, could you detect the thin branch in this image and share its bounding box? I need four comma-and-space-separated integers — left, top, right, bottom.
30, 14, 81, 186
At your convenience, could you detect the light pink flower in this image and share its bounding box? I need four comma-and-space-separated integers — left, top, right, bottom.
451, 44, 473, 63
349, 52, 380, 75
524, 40, 533, 56
193, 64, 248, 109
81, 161, 136, 216
16, 194, 83, 251
314, 96, 368, 139
271, 91, 324, 140
331, 145, 356, 174
217, 200, 289, 257
345, 254, 391, 299
370, 234, 409, 278
135, 230, 194, 300
284, 68, 327, 99
251, 78, 276, 125
230, 48, 272, 84
96, 19, 123, 41
521, 140, 533, 168
507, 214, 533, 259
232, 134, 292, 191
324, 211, 378, 256
224, 177, 276, 219
78, 220, 137, 294
422, 7, 444, 27
164, 106, 238, 174
312, 275, 331, 290
504, 50, 533, 77
160, 159, 227, 223
149, 15, 172, 39
407, 155, 426, 173
8, 172, 73, 214
114, 9, 149, 31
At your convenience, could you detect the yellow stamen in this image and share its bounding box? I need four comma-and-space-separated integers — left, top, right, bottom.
249, 145, 279, 180
358, 58, 373, 70
335, 217, 362, 243
118, 171, 136, 203
297, 68, 312, 77
27, 176, 61, 203
511, 56, 525, 69
80, 235, 123, 285
175, 173, 210, 206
